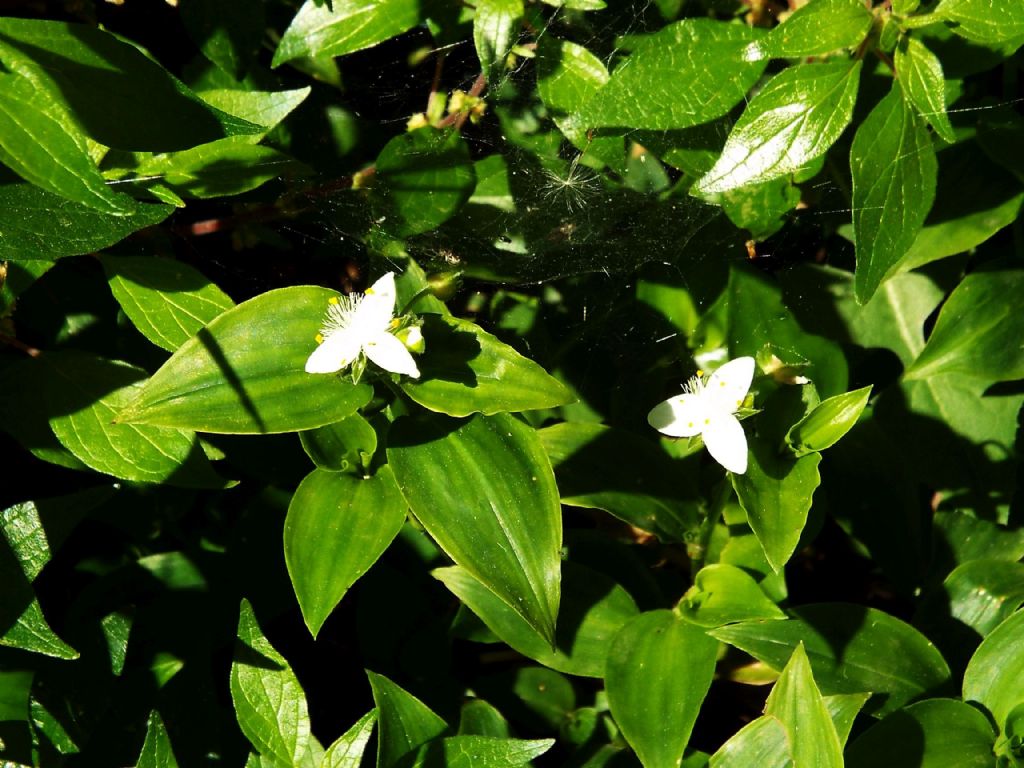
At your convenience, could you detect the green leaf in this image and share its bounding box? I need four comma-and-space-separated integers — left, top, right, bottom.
536, 39, 618, 160
284, 467, 406, 637
299, 413, 377, 473
851, 85, 937, 303
273, 0, 423, 67
537, 421, 700, 542
136, 711, 179, 768
900, 141, 1024, 273
459, 700, 511, 738
0, 183, 171, 262
710, 717, 791, 768
118, 137, 308, 199
895, 38, 956, 144
398, 314, 574, 417
474, 0, 522, 84
933, 0, 1024, 45
732, 437, 822, 572
845, 699, 996, 768
905, 270, 1024, 383
764, 644, 842, 768
580, 20, 767, 131
373, 128, 476, 237
755, 0, 873, 59
719, 176, 801, 241
179, 0, 263, 79
36, 352, 227, 487
710, 693, 866, 768
366, 671, 448, 768
230, 600, 316, 768
679, 564, 787, 627
605, 610, 718, 768
964, 609, 1024, 731
322, 710, 377, 768
785, 386, 871, 456
117, 286, 373, 434
0, 502, 78, 660
100, 255, 234, 352
693, 61, 861, 197
711, 604, 951, 716
406, 736, 554, 768
0, 18, 260, 150
196, 88, 312, 135
0, 669, 32, 722
941, 560, 1024, 639
434, 561, 638, 678
0, 48, 134, 214
387, 412, 562, 643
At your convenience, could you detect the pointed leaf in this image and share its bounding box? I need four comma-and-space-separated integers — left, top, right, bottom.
284, 467, 406, 637
388, 412, 562, 642
785, 386, 871, 456
606, 610, 718, 768
732, 437, 822, 572
693, 61, 861, 197
323, 710, 377, 768
580, 20, 767, 130
399, 315, 574, 417
711, 604, 950, 716
273, 0, 422, 67
367, 671, 447, 768
37, 352, 226, 487
118, 286, 373, 433
851, 85, 937, 303
435, 562, 638, 678
905, 270, 1024, 383
136, 711, 179, 768
895, 38, 956, 143
0, 183, 170, 262
407, 736, 553, 768
764, 645, 842, 768
100, 255, 235, 353
230, 600, 315, 767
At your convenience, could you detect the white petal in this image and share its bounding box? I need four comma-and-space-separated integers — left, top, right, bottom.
704, 356, 756, 413
305, 330, 362, 374
647, 394, 708, 437
352, 272, 397, 333
364, 331, 420, 378
702, 413, 748, 474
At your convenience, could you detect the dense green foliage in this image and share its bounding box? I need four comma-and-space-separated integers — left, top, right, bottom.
0, 0, 1023, 766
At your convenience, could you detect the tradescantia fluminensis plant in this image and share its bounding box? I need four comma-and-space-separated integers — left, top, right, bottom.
1, 0, 1023, 765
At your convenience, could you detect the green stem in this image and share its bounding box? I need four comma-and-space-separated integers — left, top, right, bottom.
690, 478, 733, 580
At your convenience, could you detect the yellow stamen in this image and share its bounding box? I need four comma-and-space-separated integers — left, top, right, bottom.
328, 297, 339, 305
696, 369, 704, 377
315, 333, 324, 344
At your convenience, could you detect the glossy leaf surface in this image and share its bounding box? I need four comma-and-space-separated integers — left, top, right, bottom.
284, 467, 406, 636
388, 412, 562, 642
118, 286, 373, 433
606, 610, 718, 768
399, 315, 574, 416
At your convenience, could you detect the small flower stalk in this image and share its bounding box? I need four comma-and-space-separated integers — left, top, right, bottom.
648, 356, 756, 474
305, 271, 422, 382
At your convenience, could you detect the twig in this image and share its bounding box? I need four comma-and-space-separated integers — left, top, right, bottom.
0, 333, 40, 357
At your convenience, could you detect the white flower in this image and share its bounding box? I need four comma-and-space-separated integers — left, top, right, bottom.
305, 272, 420, 378
647, 356, 755, 474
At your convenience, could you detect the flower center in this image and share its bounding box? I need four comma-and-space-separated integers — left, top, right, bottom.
320, 293, 363, 337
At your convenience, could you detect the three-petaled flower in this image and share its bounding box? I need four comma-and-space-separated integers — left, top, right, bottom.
305, 272, 421, 379
647, 356, 755, 474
